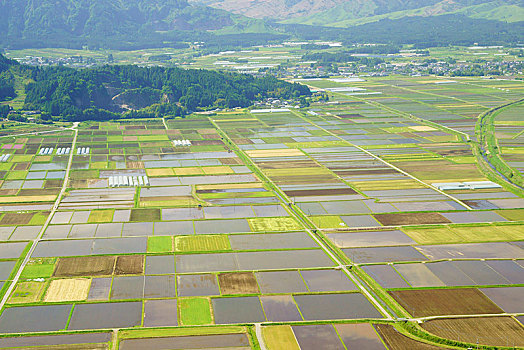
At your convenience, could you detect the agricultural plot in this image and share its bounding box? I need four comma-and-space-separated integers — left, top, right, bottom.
0, 76, 523, 349
423, 317, 524, 347
389, 289, 503, 317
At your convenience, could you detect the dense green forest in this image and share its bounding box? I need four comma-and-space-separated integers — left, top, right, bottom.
0, 0, 286, 50
20, 62, 310, 121
347, 15, 523, 47
302, 44, 400, 64
302, 52, 385, 65
0, 54, 18, 100
284, 15, 523, 47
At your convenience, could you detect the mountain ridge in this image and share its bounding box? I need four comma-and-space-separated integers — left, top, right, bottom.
0, 0, 247, 49
283, 0, 524, 26
188, 0, 523, 24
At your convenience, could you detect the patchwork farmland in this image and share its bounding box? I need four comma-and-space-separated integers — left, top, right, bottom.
0, 76, 522, 349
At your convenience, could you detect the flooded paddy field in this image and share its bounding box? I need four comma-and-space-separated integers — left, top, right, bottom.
0, 79, 523, 349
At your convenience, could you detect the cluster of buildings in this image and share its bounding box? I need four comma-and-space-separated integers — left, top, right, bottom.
38, 147, 88, 155
76, 147, 90, 155
173, 140, 192, 147
108, 175, 150, 187
56, 147, 71, 155
0, 154, 11, 162
11, 55, 103, 68
38, 147, 55, 155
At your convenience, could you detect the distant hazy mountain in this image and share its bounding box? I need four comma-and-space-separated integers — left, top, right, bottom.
189, 0, 523, 23
0, 0, 521, 49
284, 0, 524, 26
0, 0, 238, 49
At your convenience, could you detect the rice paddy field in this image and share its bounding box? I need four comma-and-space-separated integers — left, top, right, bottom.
0, 76, 523, 349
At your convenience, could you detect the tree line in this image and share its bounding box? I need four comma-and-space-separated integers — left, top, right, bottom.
22, 63, 310, 121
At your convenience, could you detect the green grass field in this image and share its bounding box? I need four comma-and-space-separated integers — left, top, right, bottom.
310, 215, 347, 229
178, 298, 213, 325
20, 258, 56, 279
88, 209, 114, 223
8, 281, 46, 304
175, 235, 231, 252
497, 209, 524, 221
29, 212, 48, 225
147, 236, 173, 253
130, 208, 161, 222
263, 325, 300, 350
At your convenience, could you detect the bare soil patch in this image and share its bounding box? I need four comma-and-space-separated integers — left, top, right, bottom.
338, 114, 365, 119
19, 189, 59, 196
434, 149, 472, 157
14, 163, 30, 170
130, 208, 161, 222
0, 212, 34, 225
220, 157, 242, 165
374, 213, 451, 226
54, 256, 116, 277
375, 324, 444, 349
44, 179, 64, 188
125, 161, 144, 169
114, 255, 144, 275
218, 272, 259, 295
334, 169, 398, 176
423, 317, 524, 347
192, 140, 224, 146
231, 138, 253, 145
259, 160, 318, 169
0, 189, 18, 196
284, 188, 357, 197
389, 289, 503, 317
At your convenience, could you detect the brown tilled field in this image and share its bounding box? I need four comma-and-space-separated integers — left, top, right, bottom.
338, 114, 365, 119
0, 189, 18, 196
44, 179, 64, 188
389, 289, 503, 317
130, 208, 161, 222
374, 324, 445, 349
19, 189, 59, 196
272, 175, 340, 185
0, 212, 34, 225
258, 160, 318, 169
54, 256, 116, 277
192, 140, 224, 146
334, 169, 398, 176
13, 163, 30, 170
114, 255, 144, 275
284, 188, 357, 197
125, 161, 144, 169
374, 213, 452, 226
231, 138, 254, 145
218, 272, 260, 295
423, 317, 524, 347
220, 158, 243, 165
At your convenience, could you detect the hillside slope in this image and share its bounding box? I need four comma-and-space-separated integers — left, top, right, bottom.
284, 0, 524, 26
189, 0, 444, 20
0, 0, 239, 49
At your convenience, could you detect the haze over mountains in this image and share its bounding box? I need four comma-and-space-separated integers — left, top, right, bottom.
0, 0, 240, 48
0, 0, 522, 49
191, 0, 524, 23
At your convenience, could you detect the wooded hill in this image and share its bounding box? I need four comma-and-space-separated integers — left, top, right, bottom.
8, 57, 310, 121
